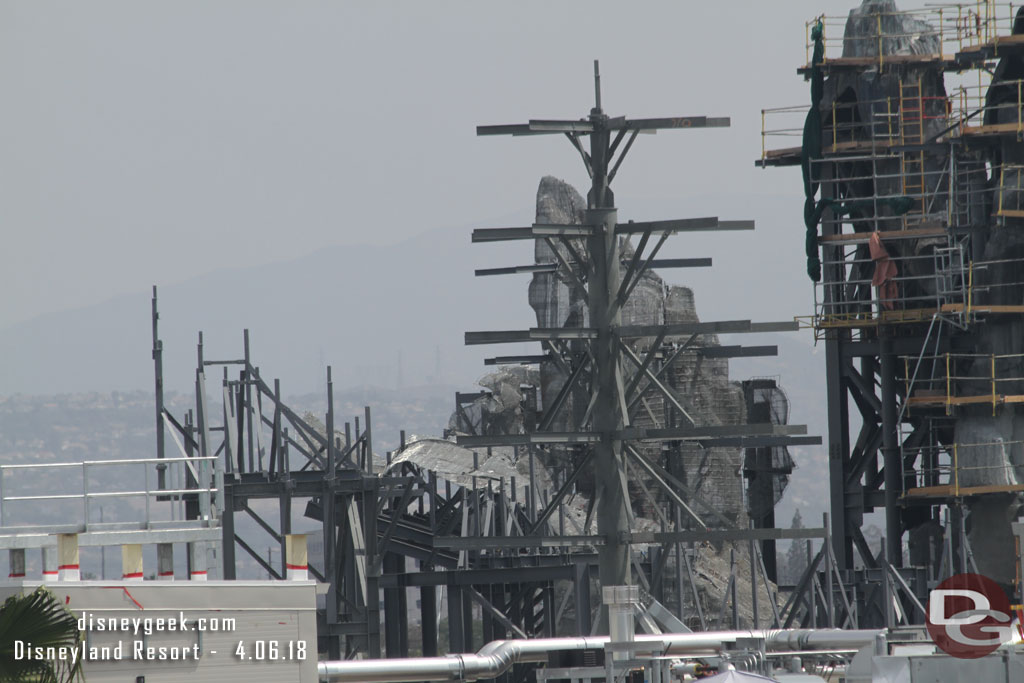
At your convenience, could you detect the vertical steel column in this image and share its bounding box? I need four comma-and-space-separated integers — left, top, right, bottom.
363, 482, 382, 658
490, 583, 507, 641
324, 367, 340, 659
383, 555, 403, 654
575, 559, 592, 635
279, 486, 291, 579
447, 584, 465, 653
544, 582, 556, 637
674, 507, 685, 621
152, 287, 167, 492
480, 562, 495, 646
462, 583, 474, 652
183, 411, 197, 521
421, 578, 438, 656
589, 203, 630, 597
585, 65, 630, 602
243, 330, 254, 473
881, 334, 903, 567
221, 485, 236, 579
820, 163, 854, 570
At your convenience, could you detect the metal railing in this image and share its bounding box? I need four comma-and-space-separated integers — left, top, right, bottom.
812, 241, 968, 327
761, 93, 947, 162
0, 455, 220, 531
954, 77, 1024, 136
809, 155, 957, 229
804, 3, 1017, 68
811, 247, 1024, 333
998, 163, 1024, 216
903, 440, 1024, 494
901, 350, 1024, 414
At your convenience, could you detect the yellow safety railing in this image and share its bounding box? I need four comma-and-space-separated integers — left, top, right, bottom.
967, 260, 974, 316
811, 246, 1024, 337
903, 439, 1024, 495
761, 76, 956, 168
954, 442, 959, 495
901, 350, 1024, 415
952, 77, 1024, 137
805, 3, 1018, 69
759, 100, 897, 161
998, 164, 1024, 217
760, 105, 808, 163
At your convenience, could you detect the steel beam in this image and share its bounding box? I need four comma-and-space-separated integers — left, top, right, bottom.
614, 218, 753, 234
434, 527, 827, 550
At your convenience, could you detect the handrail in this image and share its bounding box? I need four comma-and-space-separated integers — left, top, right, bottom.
804, 3, 1016, 68
900, 351, 1024, 415
0, 455, 216, 470
904, 439, 1024, 493
0, 455, 219, 529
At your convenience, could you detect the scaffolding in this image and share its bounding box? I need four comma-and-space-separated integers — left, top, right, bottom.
902, 439, 1024, 498
802, 2, 1019, 70
761, 0, 1024, 625
902, 350, 1024, 413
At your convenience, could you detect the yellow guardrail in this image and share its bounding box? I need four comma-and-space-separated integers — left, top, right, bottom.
999, 163, 1024, 216
805, 2, 1018, 68
904, 439, 1024, 495
901, 350, 1024, 415
760, 77, 953, 164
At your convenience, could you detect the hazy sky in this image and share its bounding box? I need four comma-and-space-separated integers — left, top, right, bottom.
1, 1, 862, 330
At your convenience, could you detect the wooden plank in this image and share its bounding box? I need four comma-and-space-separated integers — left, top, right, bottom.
904, 483, 1024, 499
961, 122, 1024, 137
940, 303, 1024, 314
763, 146, 801, 160
764, 138, 903, 157
819, 226, 947, 244
755, 151, 801, 168
959, 34, 1024, 55
997, 209, 1024, 218
824, 139, 898, 154
798, 54, 955, 75
906, 393, 1024, 407
816, 308, 942, 329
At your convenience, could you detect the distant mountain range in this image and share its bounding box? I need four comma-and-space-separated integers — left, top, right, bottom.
0, 221, 539, 396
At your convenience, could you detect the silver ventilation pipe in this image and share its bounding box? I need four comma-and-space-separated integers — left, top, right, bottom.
317, 629, 883, 682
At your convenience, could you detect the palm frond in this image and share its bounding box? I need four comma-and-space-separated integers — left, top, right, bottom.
0, 587, 83, 683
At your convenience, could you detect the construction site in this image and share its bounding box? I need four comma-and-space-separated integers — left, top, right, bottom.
9, 1, 1024, 681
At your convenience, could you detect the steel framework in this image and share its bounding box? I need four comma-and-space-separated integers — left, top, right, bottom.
761, 1, 1024, 628
459, 61, 819, 636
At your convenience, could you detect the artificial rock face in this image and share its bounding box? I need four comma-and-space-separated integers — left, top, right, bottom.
527, 176, 750, 528
525, 176, 770, 626
451, 176, 777, 626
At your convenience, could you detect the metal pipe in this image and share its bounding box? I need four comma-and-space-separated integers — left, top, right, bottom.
317, 629, 883, 682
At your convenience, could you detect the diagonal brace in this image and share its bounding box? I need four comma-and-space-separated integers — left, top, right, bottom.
619, 340, 695, 426
528, 449, 593, 534
538, 354, 592, 431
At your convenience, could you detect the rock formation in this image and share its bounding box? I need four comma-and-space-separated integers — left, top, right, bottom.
450, 175, 787, 627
